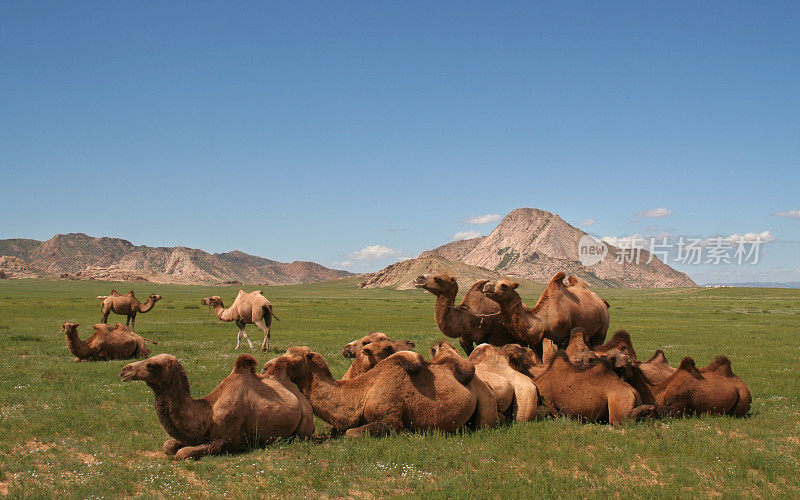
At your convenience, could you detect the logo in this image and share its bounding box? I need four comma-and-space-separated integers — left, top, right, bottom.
578, 235, 608, 266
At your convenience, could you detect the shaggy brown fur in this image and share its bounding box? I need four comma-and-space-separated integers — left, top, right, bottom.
201, 290, 279, 351
482, 273, 610, 356
120, 353, 313, 460
99, 290, 161, 330
565, 328, 636, 380
341, 331, 390, 358
532, 351, 655, 424
414, 274, 515, 355
594, 330, 638, 359
62, 322, 152, 361
262, 346, 498, 437
342, 338, 416, 380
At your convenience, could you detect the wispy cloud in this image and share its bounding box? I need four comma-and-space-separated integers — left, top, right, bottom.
462, 214, 501, 225
580, 218, 596, 227
774, 209, 800, 220
637, 207, 673, 218
452, 230, 482, 241
348, 244, 403, 261
701, 230, 775, 246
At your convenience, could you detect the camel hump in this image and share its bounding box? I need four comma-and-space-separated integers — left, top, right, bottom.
468, 279, 491, 293
677, 357, 703, 379
706, 355, 734, 376
647, 349, 668, 364
234, 354, 258, 374
550, 272, 567, 286
390, 351, 424, 375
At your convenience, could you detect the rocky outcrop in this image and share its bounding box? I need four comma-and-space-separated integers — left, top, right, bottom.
358, 257, 503, 290
0, 233, 353, 286
0, 255, 39, 279
421, 208, 695, 288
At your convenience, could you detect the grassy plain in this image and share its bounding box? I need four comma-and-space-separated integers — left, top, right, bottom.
0, 278, 798, 498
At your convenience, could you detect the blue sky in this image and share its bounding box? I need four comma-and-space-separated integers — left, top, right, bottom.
1, 2, 798, 283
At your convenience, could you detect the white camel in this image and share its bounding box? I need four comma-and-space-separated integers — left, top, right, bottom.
201, 290, 279, 351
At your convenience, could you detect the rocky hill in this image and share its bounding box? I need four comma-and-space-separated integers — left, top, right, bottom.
377, 208, 696, 289
358, 256, 503, 290
0, 233, 353, 286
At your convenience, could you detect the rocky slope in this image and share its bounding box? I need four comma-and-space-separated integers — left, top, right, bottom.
0, 233, 352, 286
390, 208, 696, 289
358, 257, 504, 290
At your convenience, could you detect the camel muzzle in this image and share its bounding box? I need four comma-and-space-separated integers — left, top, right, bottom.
119, 365, 138, 382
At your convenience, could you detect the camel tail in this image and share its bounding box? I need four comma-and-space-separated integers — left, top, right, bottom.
265, 304, 280, 322
139, 336, 158, 345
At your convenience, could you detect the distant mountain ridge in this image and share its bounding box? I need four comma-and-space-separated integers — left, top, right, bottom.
0, 233, 352, 285
365, 208, 696, 289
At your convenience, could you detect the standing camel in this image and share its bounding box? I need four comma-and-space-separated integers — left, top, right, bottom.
201, 290, 279, 351
98, 290, 162, 330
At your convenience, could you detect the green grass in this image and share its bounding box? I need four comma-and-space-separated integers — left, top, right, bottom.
0, 278, 798, 498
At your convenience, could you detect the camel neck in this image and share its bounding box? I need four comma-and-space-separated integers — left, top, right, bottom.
433, 291, 468, 339
215, 304, 232, 321
149, 367, 211, 445
65, 330, 90, 358
138, 299, 156, 313
306, 363, 363, 430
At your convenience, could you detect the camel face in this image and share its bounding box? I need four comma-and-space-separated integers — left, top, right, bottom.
262, 346, 315, 389
481, 279, 519, 302
120, 354, 176, 383
200, 296, 223, 307
61, 322, 79, 334
149, 294, 162, 302
413, 274, 458, 295
341, 331, 390, 359
356, 340, 416, 372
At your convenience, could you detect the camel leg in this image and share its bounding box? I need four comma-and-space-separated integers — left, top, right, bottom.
174, 439, 230, 460
163, 438, 187, 456
235, 321, 254, 350
344, 422, 395, 438
255, 318, 270, 352
101, 311, 110, 324
630, 405, 656, 421
459, 337, 474, 356
130, 313, 136, 331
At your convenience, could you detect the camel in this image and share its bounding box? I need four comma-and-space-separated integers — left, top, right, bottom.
530, 351, 655, 424
61, 322, 154, 361
120, 353, 313, 460
341, 331, 390, 358
261, 346, 498, 437
414, 274, 515, 355
342, 337, 416, 380
594, 330, 638, 360
482, 272, 610, 357
98, 290, 161, 330
201, 290, 279, 351
625, 357, 748, 417
464, 343, 541, 421
629, 352, 751, 417
565, 328, 636, 380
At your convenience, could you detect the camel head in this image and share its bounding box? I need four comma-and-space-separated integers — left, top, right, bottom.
341, 331, 390, 359
120, 354, 178, 384
413, 273, 458, 295
148, 294, 162, 303
261, 346, 322, 392
481, 278, 520, 304
200, 296, 224, 308
61, 322, 79, 334
429, 340, 460, 360
355, 339, 417, 373
499, 344, 541, 375
600, 350, 637, 380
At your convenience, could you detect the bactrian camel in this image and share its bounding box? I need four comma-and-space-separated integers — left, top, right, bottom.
61, 322, 155, 361
201, 290, 279, 351
121, 353, 313, 460
98, 290, 162, 330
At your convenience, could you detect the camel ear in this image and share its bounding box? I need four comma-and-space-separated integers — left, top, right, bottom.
511, 282, 519, 289
449, 276, 457, 284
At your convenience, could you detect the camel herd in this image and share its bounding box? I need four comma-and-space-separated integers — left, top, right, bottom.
60, 273, 750, 460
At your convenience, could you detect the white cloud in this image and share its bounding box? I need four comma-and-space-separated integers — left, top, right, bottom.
600, 234, 647, 249
580, 218, 596, 227
452, 231, 482, 241
462, 214, 501, 225
702, 230, 775, 246
348, 245, 403, 261
774, 210, 800, 220
637, 207, 673, 218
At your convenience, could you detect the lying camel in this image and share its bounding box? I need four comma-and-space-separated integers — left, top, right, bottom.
262, 346, 498, 437
120, 353, 313, 460
565, 328, 636, 380
482, 273, 610, 357
342, 337, 416, 380
98, 290, 161, 330
201, 290, 279, 351
594, 330, 638, 360
414, 274, 515, 355
61, 322, 154, 361
629, 353, 750, 417
530, 351, 654, 424
466, 343, 541, 421
341, 331, 390, 358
